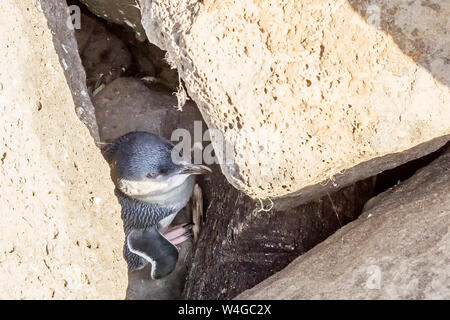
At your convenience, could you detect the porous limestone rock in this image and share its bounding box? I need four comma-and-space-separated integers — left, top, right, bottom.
0, 0, 127, 299
139, 0, 450, 204
238, 145, 450, 299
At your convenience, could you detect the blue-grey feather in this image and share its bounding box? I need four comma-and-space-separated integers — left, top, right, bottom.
116, 189, 178, 270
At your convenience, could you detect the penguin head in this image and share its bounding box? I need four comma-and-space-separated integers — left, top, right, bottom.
105, 132, 211, 200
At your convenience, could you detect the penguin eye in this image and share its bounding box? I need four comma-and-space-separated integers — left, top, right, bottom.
158, 168, 169, 175
146, 168, 168, 179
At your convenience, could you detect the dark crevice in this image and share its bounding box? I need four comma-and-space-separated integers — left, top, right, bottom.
374, 142, 449, 195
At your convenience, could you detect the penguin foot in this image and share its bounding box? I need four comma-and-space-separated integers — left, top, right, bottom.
164, 223, 193, 245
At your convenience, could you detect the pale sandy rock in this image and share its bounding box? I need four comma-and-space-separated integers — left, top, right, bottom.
139, 0, 450, 202
238, 145, 450, 299
0, 0, 127, 299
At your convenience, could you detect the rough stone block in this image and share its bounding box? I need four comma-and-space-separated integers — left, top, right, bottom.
0, 0, 127, 299
139, 0, 450, 204
238, 145, 450, 299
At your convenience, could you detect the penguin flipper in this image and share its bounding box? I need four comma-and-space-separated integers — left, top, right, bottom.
127, 226, 179, 279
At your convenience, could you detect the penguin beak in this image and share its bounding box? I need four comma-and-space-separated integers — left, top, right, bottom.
178, 164, 212, 175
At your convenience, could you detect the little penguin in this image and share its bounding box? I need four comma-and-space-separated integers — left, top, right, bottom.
102, 131, 211, 279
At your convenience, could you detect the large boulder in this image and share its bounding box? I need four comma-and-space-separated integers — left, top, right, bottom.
139, 0, 450, 206
0, 0, 127, 298
238, 145, 450, 299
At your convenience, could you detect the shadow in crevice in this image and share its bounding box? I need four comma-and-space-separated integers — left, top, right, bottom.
348, 0, 449, 87
374, 141, 449, 195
